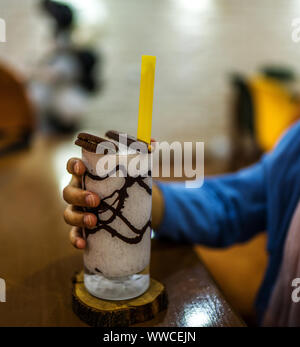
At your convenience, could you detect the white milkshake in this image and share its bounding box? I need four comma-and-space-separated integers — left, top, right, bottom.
76, 132, 152, 300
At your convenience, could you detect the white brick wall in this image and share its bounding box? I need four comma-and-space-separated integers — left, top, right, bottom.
0, 0, 300, 155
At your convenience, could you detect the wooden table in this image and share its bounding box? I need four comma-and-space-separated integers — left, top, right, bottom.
0, 136, 245, 327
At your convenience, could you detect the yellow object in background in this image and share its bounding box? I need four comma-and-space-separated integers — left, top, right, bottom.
137, 55, 156, 144
249, 76, 299, 152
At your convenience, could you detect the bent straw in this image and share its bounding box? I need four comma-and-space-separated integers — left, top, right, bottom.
137, 55, 156, 144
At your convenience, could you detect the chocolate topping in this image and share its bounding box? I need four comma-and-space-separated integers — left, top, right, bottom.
82, 165, 151, 245
106, 130, 138, 146
75, 132, 118, 153
105, 130, 150, 153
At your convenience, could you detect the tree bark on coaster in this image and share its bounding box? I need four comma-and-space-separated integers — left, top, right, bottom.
72, 271, 168, 327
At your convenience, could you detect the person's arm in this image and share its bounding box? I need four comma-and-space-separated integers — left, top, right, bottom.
155, 159, 267, 247
63, 154, 267, 249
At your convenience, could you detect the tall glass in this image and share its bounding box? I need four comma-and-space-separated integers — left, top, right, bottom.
81, 148, 152, 300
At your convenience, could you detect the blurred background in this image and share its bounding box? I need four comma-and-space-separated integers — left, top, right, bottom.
1, 0, 300, 326
3, 0, 300, 154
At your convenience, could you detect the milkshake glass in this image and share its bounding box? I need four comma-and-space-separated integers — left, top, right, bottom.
80, 143, 152, 300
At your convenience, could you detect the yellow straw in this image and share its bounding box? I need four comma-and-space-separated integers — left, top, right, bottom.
137, 55, 156, 144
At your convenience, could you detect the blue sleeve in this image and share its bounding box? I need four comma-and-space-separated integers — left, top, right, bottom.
155, 160, 267, 247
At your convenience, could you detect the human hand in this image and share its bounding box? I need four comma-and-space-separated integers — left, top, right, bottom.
63, 158, 100, 249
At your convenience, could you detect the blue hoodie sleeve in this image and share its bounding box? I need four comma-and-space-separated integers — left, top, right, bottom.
155, 159, 267, 247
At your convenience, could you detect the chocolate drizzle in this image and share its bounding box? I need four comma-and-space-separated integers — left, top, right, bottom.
83, 165, 152, 245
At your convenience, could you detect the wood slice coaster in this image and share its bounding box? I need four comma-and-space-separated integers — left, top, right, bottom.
72, 271, 168, 327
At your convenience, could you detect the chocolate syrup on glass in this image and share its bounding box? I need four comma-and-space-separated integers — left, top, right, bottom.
83, 165, 151, 245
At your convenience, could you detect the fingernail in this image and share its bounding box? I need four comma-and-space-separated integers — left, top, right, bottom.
86, 194, 97, 207
76, 238, 85, 249
74, 161, 80, 175
84, 214, 94, 227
